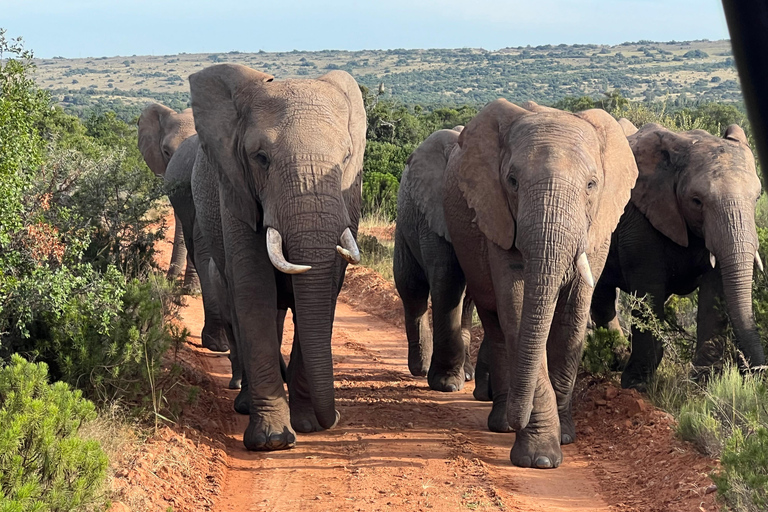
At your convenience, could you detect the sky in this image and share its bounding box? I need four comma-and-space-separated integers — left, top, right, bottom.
1, 0, 731, 59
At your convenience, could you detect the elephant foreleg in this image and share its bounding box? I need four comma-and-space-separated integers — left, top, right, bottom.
223, 211, 294, 451
394, 231, 433, 377
693, 269, 728, 373
622, 285, 666, 391
427, 272, 467, 392
473, 334, 492, 401
183, 255, 201, 293
546, 278, 592, 445
475, 307, 512, 432
285, 321, 331, 433
591, 280, 623, 336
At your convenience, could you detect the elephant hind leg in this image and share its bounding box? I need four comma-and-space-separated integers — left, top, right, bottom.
460, 295, 476, 382
394, 231, 433, 377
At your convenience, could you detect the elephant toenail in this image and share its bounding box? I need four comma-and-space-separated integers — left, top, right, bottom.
465, 372, 472, 381
446, 384, 457, 392
534, 456, 553, 469
561, 433, 573, 445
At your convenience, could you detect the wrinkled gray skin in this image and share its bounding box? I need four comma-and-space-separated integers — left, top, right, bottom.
443, 100, 638, 469
137, 104, 198, 287
138, 105, 234, 361
394, 127, 477, 392
592, 121, 766, 390
189, 64, 366, 451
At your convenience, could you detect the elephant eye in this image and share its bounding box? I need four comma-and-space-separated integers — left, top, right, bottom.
253, 151, 270, 170
587, 179, 597, 192
162, 146, 171, 159
508, 175, 518, 190
343, 151, 351, 164
692, 197, 703, 207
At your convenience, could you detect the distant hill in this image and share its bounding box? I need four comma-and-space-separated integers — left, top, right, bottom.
32, 40, 740, 119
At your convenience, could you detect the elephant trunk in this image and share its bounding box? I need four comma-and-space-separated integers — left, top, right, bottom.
277, 161, 348, 429
507, 182, 582, 431
289, 257, 339, 429
709, 201, 766, 368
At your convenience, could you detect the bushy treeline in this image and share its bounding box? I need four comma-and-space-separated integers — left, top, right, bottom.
1, 32, 183, 510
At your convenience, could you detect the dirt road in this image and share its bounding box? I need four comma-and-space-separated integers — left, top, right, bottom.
182, 297, 612, 512
150, 214, 718, 512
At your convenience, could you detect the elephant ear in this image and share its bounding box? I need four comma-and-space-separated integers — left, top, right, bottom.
318, 71, 367, 224
617, 118, 638, 137
724, 124, 749, 145
626, 123, 690, 247
402, 129, 460, 240
456, 99, 529, 250
576, 109, 639, 253
189, 64, 274, 230
138, 103, 174, 176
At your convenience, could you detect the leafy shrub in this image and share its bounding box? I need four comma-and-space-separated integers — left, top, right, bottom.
713, 427, 768, 512
581, 328, 629, 377
362, 171, 399, 221
0, 354, 108, 511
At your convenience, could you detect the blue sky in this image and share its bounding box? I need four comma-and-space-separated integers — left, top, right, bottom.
1, 0, 730, 58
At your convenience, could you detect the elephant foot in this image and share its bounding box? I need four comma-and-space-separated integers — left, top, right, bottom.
290, 403, 341, 433
243, 411, 296, 451
620, 366, 650, 393
510, 427, 562, 469
228, 356, 242, 390
201, 322, 230, 352
408, 349, 430, 378
559, 410, 576, 445
427, 366, 465, 392
473, 370, 491, 401
488, 400, 512, 433
463, 358, 475, 382
234, 387, 250, 415
183, 275, 201, 295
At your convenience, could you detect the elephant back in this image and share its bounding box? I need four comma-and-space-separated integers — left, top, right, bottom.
398, 128, 462, 241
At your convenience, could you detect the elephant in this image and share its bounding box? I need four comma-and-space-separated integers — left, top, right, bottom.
443, 99, 638, 468
137, 104, 198, 286
393, 126, 478, 392
591, 121, 766, 390
188, 64, 366, 451
138, 104, 233, 358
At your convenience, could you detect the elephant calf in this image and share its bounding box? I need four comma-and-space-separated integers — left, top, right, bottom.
592, 121, 766, 390
444, 100, 638, 468
393, 126, 477, 392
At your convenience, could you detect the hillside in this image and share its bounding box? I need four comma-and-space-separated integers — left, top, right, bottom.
32, 39, 740, 118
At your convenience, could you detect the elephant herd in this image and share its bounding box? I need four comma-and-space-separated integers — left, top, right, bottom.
138, 64, 765, 471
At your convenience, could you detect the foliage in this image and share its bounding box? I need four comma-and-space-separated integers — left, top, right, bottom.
714, 427, 768, 512
581, 328, 629, 377
0, 355, 108, 511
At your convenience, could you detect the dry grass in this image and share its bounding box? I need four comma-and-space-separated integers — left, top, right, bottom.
358, 214, 396, 282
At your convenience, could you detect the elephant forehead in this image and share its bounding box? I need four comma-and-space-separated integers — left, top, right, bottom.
250, 80, 350, 125
507, 117, 600, 172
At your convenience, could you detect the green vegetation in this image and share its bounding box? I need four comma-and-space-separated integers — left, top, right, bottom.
1, 31, 187, 510
0, 355, 108, 511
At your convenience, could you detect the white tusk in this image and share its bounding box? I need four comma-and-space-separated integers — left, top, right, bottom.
266, 227, 311, 274
710, 253, 717, 268
756, 252, 765, 273
576, 253, 594, 288
336, 227, 361, 264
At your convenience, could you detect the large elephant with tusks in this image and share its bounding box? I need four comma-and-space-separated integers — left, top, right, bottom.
189, 64, 366, 450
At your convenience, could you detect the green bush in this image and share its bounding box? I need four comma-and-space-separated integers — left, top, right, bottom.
0, 354, 108, 511
581, 328, 629, 377
713, 428, 768, 512
362, 171, 400, 221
